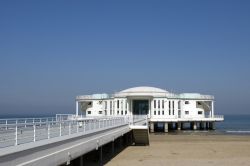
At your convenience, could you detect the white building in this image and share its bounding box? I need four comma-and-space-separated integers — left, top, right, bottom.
76, 86, 224, 132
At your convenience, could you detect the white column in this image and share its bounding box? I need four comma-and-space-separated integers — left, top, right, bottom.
151, 99, 154, 117
76, 101, 79, 116
156, 99, 158, 116
212, 101, 214, 118
148, 99, 151, 118
114, 100, 117, 115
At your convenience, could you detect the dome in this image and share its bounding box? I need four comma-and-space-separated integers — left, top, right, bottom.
120, 86, 168, 93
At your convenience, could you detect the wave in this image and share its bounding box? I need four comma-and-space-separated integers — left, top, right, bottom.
226, 130, 250, 133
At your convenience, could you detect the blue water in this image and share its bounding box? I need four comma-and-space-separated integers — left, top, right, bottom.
216, 114, 250, 135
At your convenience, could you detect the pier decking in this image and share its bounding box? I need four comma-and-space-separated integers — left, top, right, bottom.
0, 113, 223, 166
0, 115, 148, 166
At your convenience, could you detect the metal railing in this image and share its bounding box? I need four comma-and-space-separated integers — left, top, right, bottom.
204, 115, 224, 119
130, 115, 148, 126
150, 115, 224, 120
0, 116, 129, 149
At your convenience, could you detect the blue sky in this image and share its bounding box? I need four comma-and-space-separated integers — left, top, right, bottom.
0, 0, 250, 116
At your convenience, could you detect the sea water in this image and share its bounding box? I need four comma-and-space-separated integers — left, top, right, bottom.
216, 114, 250, 135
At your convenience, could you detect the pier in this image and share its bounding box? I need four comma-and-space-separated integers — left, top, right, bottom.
0, 115, 148, 166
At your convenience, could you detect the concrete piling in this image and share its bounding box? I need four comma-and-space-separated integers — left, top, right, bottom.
164, 123, 168, 133
150, 122, 154, 133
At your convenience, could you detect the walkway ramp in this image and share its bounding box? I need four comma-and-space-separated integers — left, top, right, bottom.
130, 116, 149, 145
131, 126, 149, 145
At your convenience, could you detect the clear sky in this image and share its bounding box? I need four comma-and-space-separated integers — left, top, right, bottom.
0, 0, 250, 116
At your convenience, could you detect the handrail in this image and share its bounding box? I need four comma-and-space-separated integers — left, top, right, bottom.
0, 116, 130, 149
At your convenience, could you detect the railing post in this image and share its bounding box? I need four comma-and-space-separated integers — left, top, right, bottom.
83, 121, 85, 133
33, 124, 36, 142
60, 122, 62, 136
15, 125, 18, 146
48, 123, 50, 139
69, 121, 71, 135
76, 121, 79, 133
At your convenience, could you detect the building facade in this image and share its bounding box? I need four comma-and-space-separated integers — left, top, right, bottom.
76, 86, 224, 132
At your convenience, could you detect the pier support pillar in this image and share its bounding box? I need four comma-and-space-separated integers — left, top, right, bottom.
164, 123, 168, 133
209, 122, 215, 130
193, 122, 197, 130
150, 122, 154, 133
206, 122, 209, 130
112, 140, 115, 156
99, 146, 103, 166
177, 122, 181, 130
200, 122, 204, 130
80, 155, 84, 166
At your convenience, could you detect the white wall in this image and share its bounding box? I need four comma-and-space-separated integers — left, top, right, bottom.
85, 100, 104, 116
181, 100, 205, 118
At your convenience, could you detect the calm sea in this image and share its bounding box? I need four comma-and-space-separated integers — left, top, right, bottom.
216, 114, 250, 135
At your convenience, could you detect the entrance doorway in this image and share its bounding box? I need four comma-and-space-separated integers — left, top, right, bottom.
132, 100, 149, 115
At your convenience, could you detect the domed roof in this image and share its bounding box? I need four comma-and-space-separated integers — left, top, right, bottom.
120, 86, 168, 93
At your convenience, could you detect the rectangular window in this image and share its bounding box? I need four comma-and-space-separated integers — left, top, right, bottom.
105, 101, 107, 109
99, 111, 102, 114
117, 100, 119, 108
169, 101, 171, 115
117, 111, 119, 115
88, 111, 91, 114
162, 100, 164, 109
197, 102, 202, 105
178, 101, 181, 109
158, 111, 160, 115
154, 111, 156, 115
172, 101, 174, 115
185, 111, 189, 115
121, 111, 123, 115
158, 100, 160, 109
121, 100, 123, 110
198, 111, 202, 115
110, 101, 112, 111
162, 111, 164, 115
125, 111, 127, 115
154, 100, 156, 108
185, 101, 189, 104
